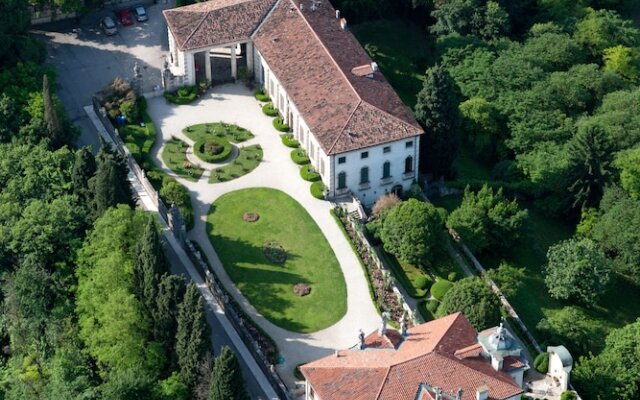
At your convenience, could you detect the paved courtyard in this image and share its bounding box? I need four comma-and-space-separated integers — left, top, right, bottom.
146, 83, 381, 389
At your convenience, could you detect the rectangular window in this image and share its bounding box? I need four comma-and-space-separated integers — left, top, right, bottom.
338, 156, 346, 164
383, 162, 391, 179
360, 167, 369, 184
338, 172, 347, 189
383, 146, 391, 154
405, 141, 413, 148
361, 151, 369, 159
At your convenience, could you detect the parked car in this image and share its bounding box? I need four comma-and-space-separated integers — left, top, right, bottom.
100, 16, 118, 35
133, 5, 148, 22
117, 9, 134, 26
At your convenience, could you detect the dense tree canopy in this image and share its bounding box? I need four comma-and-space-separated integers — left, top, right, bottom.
436, 277, 502, 330
208, 346, 248, 400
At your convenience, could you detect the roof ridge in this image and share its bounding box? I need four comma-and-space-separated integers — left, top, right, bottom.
328, 100, 361, 154
374, 366, 391, 400
289, 0, 360, 101
250, 0, 280, 36
361, 99, 419, 133
182, 9, 211, 49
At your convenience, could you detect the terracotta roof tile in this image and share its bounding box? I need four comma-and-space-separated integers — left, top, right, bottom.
163, 0, 277, 51
253, 0, 423, 154
300, 313, 523, 400
503, 356, 526, 371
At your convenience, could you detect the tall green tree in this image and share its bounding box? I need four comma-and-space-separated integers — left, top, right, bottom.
615, 147, 640, 200
380, 199, 446, 266
573, 8, 639, 57
208, 347, 248, 400
72, 147, 96, 205
0, 0, 45, 68
134, 217, 168, 315
42, 74, 63, 147
89, 144, 134, 218
544, 238, 612, 307
415, 65, 461, 177
154, 274, 186, 372
566, 125, 614, 210
436, 277, 501, 330
176, 282, 212, 389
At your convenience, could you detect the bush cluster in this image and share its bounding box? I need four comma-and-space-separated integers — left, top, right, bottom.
194, 138, 232, 163
262, 103, 279, 117
426, 299, 440, 314
430, 279, 453, 300
310, 181, 326, 199
291, 149, 310, 165
272, 116, 290, 132
281, 134, 300, 148
300, 164, 321, 182
415, 275, 433, 290
534, 352, 549, 374
164, 85, 198, 105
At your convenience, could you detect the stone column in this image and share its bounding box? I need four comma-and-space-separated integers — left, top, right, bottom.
246, 41, 254, 72
205, 49, 212, 82
230, 44, 237, 80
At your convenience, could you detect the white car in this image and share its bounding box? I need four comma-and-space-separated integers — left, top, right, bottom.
133, 6, 148, 22
101, 16, 117, 36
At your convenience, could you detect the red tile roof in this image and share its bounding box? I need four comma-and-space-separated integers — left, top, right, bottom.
163, 0, 277, 51
252, 0, 423, 154
301, 313, 524, 400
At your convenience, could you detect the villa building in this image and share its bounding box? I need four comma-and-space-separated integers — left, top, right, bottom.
300, 313, 528, 400
163, 0, 424, 205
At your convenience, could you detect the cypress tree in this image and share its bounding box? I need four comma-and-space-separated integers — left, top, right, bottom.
208, 346, 248, 400
42, 74, 63, 147
72, 147, 96, 203
176, 282, 212, 389
134, 217, 168, 314
154, 274, 186, 372
414, 64, 461, 178
89, 143, 134, 217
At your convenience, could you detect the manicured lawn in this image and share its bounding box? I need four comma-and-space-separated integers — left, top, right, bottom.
351, 19, 433, 108
183, 122, 253, 144
209, 145, 263, 183
161, 137, 204, 182
207, 188, 347, 332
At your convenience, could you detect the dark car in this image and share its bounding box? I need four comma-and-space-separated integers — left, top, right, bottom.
133, 5, 148, 22
117, 9, 134, 26
100, 16, 118, 35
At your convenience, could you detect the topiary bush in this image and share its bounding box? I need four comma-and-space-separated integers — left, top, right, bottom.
262, 103, 279, 117
291, 149, 310, 165
534, 352, 549, 374
448, 272, 458, 282
194, 138, 232, 163
426, 299, 440, 314
254, 88, 271, 102
281, 134, 300, 148
300, 164, 321, 182
310, 181, 326, 200
272, 116, 290, 132
430, 279, 454, 300
415, 275, 434, 291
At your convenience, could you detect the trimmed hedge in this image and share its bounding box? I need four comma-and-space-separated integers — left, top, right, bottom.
291, 149, 310, 165
262, 103, 279, 117
430, 279, 454, 300
272, 116, 290, 132
426, 299, 440, 314
254, 88, 271, 102
281, 134, 300, 148
534, 352, 549, 374
415, 275, 434, 291
310, 181, 326, 199
300, 164, 321, 182
194, 138, 232, 163
164, 85, 198, 104
560, 391, 577, 400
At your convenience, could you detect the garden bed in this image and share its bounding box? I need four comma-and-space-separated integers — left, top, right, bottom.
194, 138, 233, 163
209, 145, 263, 183
161, 137, 204, 182
164, 84, 198, 105
184, 122, 253, 144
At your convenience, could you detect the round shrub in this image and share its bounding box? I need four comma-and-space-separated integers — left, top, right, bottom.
194, 138, 232, 163
426, 299, 440, 314
534, 352, 549, 374
310, 181, 326, 200
430, 279, 453, 300
415, 275, 433, 291
560, 391, 577, 400
262, 103, 279, 117
177, 86, 193, 98
281, 134, 300, 148
291, 149, 310, 165
273, 116, 290, 132
300, 164, 321, 182
254, 88, 271, 102
448, 272, 458, 282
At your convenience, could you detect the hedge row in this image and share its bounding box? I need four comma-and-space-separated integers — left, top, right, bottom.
291, 149, 310, 165
194, 138, 232, 163
300, 164, 321, 182
281, 134, 300, 148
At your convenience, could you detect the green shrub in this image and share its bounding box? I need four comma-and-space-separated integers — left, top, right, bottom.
198, 79, 210, 92
177, 86, 193, 97
273, 116, 290, 132
310, 181, 326, 200
120, 99, 139, 123
164, 86, 198, 105
291, 149, 310, 165
300, 164, 321, 182
415, 275, 434, 290
254, 88, 271, 102
560, 391, 577, 400
281, 134, 300, 148
262, 103, 279, 117
448, 272, 458, 282
417, 301, 433, 321
426, 299, 440, 314
431, 279, 454, 300
137, 96, 148, 113
194, 138, 232, 163
534, 352, 549, 374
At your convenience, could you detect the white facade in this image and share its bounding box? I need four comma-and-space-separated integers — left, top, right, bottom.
254, 48, 420, 206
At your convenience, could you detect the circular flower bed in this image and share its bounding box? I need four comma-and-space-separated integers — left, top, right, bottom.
243, 212, 260, 222
293, 283, 311, 297
263, 240, 287, 264
194, 138, 232, 163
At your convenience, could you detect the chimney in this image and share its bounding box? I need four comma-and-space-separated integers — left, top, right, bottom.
371, 62, 378, 72
475, 385, 488, 400
336, 9, 340, 19
335, 350, 340, 357
490, 355, 503, 371
299, 2, 303, 10
340, 17, 348, 30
